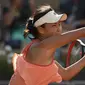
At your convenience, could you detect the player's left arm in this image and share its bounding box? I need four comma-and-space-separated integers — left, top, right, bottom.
55, 56, 85, 80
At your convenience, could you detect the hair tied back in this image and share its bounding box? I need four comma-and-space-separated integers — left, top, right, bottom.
23, 17, 34, 38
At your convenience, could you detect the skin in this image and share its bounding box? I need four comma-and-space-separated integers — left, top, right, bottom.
9, 20, 85, 85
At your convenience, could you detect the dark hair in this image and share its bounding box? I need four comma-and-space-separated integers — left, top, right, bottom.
23, 18, 39, 39
23, 5, 53, 39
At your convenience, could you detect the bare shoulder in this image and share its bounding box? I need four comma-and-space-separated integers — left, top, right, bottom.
9, 72, 26, 85
29, 41, 48, 57
27, 40, 52, 63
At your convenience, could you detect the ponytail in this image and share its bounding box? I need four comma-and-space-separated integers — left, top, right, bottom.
23, 23, 29, 38
23, 17, 33, 38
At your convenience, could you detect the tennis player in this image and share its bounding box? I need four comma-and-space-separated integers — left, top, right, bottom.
9, 5, 85, 85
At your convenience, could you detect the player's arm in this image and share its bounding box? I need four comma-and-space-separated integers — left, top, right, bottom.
55, 56, 85, 80
33, 27, 85, 50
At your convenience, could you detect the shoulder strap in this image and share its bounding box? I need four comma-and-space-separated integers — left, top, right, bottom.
21, 39, 38, 54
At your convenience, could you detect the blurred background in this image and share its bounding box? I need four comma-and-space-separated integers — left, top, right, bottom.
0, 0, 85, 85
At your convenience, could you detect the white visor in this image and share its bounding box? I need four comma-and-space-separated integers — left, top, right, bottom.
34, 10, 67, 27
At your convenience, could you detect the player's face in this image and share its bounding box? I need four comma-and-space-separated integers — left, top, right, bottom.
44, 22, 62, 36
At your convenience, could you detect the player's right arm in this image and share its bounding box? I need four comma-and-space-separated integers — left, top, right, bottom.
34, 27, 85, 50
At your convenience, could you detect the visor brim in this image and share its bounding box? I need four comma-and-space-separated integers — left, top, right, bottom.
59, 13, 67, 21
34, 10, 67, 27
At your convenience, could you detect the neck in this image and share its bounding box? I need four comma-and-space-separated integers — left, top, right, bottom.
38, 36, 45, 41
38, 35, 50, 41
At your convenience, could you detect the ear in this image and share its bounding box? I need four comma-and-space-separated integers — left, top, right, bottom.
37, 26, 45, 34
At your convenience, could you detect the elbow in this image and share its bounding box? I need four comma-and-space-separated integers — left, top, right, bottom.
62, 76, 72, 81
61, 69, 73, 81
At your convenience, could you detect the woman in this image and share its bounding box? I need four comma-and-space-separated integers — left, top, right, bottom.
9, 5, 85, 85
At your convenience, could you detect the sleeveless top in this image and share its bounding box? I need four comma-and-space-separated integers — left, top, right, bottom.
13, 40, 62, 85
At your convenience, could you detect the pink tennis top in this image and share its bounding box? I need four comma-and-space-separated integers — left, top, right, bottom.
13, 40, 62, 85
